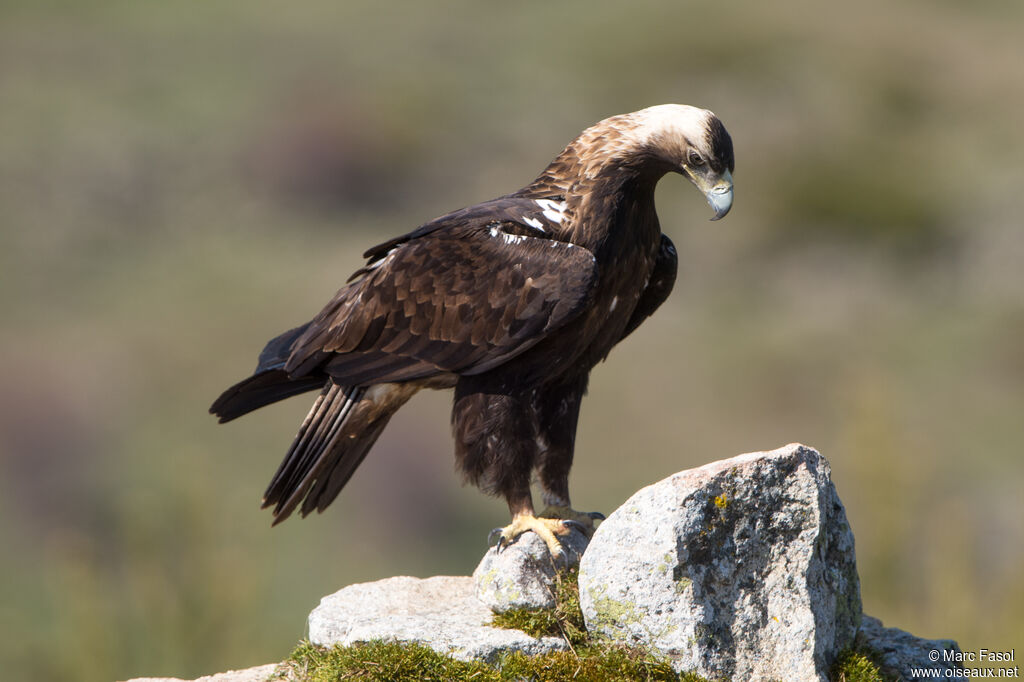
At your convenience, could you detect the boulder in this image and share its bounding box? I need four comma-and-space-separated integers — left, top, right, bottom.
473, 524, 589, 612
121, 663, 279, 682
578, 443, 861, 682
129, 444, 968, 682
859, 616, 964, 681
307, 574, 569, 663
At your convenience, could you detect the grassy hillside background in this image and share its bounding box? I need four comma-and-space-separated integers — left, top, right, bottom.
1, 1, 1021, 680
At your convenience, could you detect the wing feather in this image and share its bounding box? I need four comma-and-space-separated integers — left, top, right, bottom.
284, 204, 598, 386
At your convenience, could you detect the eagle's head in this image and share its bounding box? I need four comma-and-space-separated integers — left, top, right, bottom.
557, 104, 734, 221
617, 104, 735, 220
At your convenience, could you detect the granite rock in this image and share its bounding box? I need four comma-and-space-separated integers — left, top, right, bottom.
473, 523, 589, 613
860, 615, 965, 681
307, 574, 568, 663
121, 663, 279, 682
578, 443, 861, 681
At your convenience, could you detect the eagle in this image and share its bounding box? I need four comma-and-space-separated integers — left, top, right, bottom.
211, 104, 734, 556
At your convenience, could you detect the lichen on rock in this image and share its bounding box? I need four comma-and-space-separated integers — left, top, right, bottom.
579, 443, 862, 682
472, 519, 589, 613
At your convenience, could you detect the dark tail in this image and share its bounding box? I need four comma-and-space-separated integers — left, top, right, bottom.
210, 323, 321, 422
213, 323, 417, 523
210, 370, 325, 423
261, 381, 415, 524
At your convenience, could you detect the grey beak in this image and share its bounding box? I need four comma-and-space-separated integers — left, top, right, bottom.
706, 170, 733, 221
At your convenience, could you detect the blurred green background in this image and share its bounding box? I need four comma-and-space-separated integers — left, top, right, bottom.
1, 1, 1021, 680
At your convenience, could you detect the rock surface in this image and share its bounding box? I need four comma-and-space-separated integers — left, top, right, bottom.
578, 443, 861, 682
128, 444, 967, 682
473, 524, 589, 612
860, 615, 964, 681
122, 663, 279, 682
308, 574, 569, 663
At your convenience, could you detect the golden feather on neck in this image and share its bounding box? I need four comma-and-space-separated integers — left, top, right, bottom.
526, 104, 720, 196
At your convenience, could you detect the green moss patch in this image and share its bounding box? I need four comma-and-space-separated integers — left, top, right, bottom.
285, 639, 491, 681
491, 567, 587, 646
286, 639, 892, 682
285, 639, 707, 681
829, 643, 896, 682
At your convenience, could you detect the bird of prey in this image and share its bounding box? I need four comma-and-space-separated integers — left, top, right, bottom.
211, 104, 734, 556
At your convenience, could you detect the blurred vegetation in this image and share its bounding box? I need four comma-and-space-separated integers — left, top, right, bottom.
0, 1, 1021, 680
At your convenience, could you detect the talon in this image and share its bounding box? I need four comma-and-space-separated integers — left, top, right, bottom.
488, 512, 572, 557
488, 527, 504, 547
535, 505, 605, 538
488, 504, 605, 557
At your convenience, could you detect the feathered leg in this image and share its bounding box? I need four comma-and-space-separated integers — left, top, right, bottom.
451, 386, 536, 501
534, 376, 604, 535
452, 378, 596, 556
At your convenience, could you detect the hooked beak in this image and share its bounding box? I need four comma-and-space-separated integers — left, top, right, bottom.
705, 169, 733, 221
685, 167, 734, 221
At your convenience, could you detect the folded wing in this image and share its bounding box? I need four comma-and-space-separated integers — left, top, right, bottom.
285, 214, 599, 386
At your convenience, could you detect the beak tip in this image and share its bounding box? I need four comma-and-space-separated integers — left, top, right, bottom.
706, 188, 733, 221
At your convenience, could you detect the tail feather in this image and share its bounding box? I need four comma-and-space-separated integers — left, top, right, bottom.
303, 417, 391, 516
285, 386, 348, 492
278, 384, 359, 505
210, 323, 320, 422
263, 382, 363, 523
261, 382, 416, 525
215, 322, 425, 524
255, 323, 311, 373
210, 370, 324, 423
264, 384, 337, 501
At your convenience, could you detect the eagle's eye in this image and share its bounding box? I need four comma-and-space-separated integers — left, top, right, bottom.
687, 150, 706, 168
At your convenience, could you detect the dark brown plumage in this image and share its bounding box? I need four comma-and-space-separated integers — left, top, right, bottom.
211, 104, 734, 552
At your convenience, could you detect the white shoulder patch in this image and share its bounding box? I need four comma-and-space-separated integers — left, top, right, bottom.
535, 198, 568, 224
522, 216, 544, 230
489, 224, 529, 245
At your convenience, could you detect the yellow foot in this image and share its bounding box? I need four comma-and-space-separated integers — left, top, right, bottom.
538, 505, 605, 537
487, 508, 604, 557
